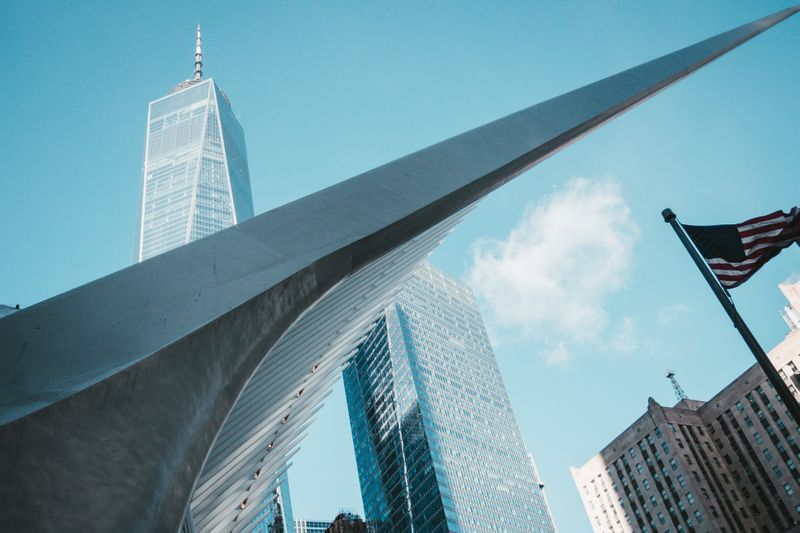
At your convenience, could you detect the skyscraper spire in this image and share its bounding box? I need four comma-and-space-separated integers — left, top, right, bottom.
194, 25, 203, 81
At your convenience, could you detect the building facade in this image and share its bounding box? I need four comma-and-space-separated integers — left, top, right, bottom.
138, 28, 295, 533
343, 262, 557, 533
295, 514, 368, 533
529, 453, 559, 529
572, 282, 800, 532
136, 26, 253, 262
250, 474, 295, 533
782, 282, 800, 333
294, 519, 330, 533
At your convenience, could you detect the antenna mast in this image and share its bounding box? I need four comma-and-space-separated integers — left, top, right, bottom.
665, 369, 687, 402
194, 25, 203, 80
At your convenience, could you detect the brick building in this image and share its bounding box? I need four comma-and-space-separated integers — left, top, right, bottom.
572, 282, 800, 532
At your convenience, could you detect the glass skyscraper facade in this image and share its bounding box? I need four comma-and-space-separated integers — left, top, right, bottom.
136, 60, 253, 261
138, 29, 283, 533
343, 262, 557, 533
249, 474, 295, 533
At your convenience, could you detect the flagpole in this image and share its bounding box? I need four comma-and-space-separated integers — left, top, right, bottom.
662, 208, 800, 428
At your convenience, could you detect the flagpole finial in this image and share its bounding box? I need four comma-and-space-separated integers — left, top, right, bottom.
662, 208, 676, 222
194, 25, 203, 81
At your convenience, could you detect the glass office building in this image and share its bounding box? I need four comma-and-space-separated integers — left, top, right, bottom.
138, 29, 284, 533
136, 28, 253, 262
343, 263, 557, 532
249, 474, 294, 533
294, 519, 330, 533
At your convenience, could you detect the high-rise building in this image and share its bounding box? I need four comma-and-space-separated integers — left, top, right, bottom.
343, 262, 558, 533
136, 25, 253, 262
250, 474, 294, 533
137, 28, 294, 533
528, 453, 559, 529
571, 282, 800, 532
295, 514, 368, 533
294, 519, 331, 533
782, 282, 800, 332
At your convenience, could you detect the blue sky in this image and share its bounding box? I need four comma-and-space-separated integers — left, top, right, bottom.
1, 1, 798, 530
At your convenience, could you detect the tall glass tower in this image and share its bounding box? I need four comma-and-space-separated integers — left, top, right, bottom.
343, 262, 557, 533
136, 26, 253, 262
136, 28, 288, 533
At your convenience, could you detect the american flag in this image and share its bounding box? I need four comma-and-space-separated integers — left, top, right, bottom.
683, 207, 800, 288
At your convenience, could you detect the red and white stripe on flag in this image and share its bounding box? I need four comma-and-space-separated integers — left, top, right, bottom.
709, 207, 800, 288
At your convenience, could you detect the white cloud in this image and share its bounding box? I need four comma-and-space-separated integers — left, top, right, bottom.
612, 316, 638, 354
466, 177, 639, 364
545, 342, 570, 366
657, 303, 689, 325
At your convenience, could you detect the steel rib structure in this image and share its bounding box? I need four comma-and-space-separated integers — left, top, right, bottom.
189, 211, 469, 531
0, 6, 797, 532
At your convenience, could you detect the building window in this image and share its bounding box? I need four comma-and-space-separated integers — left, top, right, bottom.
677, 474, 686, 487
694, 510, 703, 523
662, 442, 671, 454
754, 432, 763, 444
785, 483, 795, 496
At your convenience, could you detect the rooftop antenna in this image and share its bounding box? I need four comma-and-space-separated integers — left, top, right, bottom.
665, 369, 687, 402
194, 24, 203, 80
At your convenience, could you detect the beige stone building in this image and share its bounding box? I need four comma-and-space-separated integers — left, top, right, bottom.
571, 282, 800, 532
